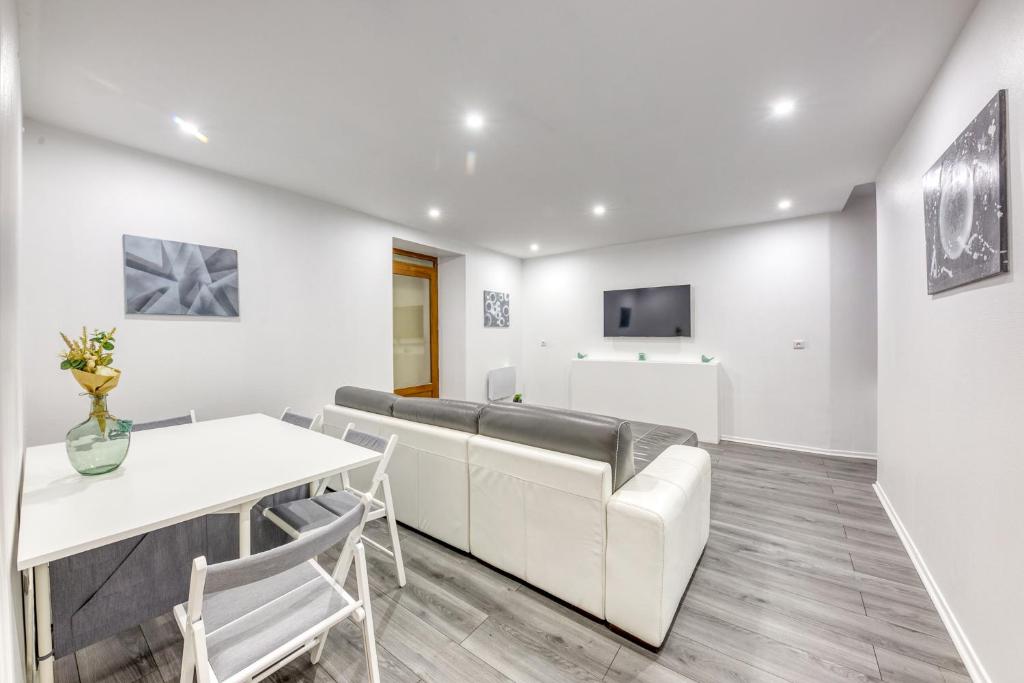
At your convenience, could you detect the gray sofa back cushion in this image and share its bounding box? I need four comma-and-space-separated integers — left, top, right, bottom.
334, 386, 398, 416
393, 397, 485, 434
478, 404, 635, 490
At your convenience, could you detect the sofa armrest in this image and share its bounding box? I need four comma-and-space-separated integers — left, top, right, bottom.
605, 445, 711, 646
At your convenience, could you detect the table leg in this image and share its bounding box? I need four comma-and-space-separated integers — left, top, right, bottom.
237, 500, 256, 557
22, 569, 35, 683
34, 564, 53, 683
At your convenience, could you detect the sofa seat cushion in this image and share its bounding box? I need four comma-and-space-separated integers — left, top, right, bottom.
478, 403, 635, 490
334, 386, 398, 416
393, 397, 484, 433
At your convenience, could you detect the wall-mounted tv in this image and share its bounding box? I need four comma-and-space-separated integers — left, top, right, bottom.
603, 284, 691, 337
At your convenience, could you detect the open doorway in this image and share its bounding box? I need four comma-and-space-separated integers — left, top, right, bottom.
393, 248, 439, 397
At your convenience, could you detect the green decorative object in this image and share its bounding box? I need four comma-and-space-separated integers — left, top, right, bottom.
513, 392, 523, 403
65, 395, 133, 476
638, 352, 647, 361
701, 354, 715, 363
59, 326, 133, 475
576, 352, 588, 359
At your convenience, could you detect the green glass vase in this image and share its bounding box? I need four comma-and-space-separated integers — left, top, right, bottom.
65, 395, 133, 476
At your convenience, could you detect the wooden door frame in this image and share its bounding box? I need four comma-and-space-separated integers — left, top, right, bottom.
392, 248, 439, 397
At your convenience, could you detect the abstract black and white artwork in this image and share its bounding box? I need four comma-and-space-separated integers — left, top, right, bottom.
123, 235, 240, 316
483, 290, 510, 328
923, 90, 1009, 294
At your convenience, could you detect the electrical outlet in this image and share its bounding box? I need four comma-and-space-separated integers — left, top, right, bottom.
792, 340, 806, 350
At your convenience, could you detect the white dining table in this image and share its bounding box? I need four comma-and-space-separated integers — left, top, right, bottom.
17, 413, 380, 683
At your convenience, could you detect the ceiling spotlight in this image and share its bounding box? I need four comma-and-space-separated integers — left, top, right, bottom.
777, 198, 793, 210
464, 111, 486, 131
592, 204, 607, 217
173, 116, 208, 143
529, 243, 539, 252
771, 98, 796, 118
427, 207, 442, 220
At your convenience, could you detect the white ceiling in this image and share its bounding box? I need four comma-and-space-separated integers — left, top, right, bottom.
17, 0, 977, 258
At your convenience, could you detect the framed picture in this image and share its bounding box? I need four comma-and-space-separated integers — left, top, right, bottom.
923, 90, 1009, 294
483, 290, 510, 328
123, 235, 240, 316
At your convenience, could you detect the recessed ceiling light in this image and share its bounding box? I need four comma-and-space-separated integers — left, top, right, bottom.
173, 116, 208, 143
771, 98, 796, 118
427, 207, 442, 220
464, 111, 486, 131
592, 204, 607, 217
777, 198, 793, 210
530, 243, 539, 252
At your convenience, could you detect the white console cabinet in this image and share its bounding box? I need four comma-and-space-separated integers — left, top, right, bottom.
569, 358, 720, 443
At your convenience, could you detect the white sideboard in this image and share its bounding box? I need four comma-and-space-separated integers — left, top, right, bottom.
569, 358, 720, 443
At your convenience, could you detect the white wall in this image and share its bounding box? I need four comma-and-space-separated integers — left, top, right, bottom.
875, 0, 1024, 679
521, 198, 877, 455
21, 122, 521, 446
464, 249, 522, 402
829, 190, 878, 453
0, 0, 23, 678
437, 255, 467, 399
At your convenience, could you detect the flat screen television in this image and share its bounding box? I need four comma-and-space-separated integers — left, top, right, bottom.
603, 284, 691, 337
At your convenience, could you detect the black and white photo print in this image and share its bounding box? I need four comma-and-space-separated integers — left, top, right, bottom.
483, 290, 510, 327
123, 235, 240, 316
922, 90, 1009, 294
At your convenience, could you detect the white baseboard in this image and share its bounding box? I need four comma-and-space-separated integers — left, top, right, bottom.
873, 483, 989, 683
719, 434, 877, 460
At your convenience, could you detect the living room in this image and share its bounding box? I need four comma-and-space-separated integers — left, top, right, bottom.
1, 1, 1020, 682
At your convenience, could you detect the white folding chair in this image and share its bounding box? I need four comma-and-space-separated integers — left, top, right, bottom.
280, 406, 323, 433
175, 497, 381, 683
248, 408, 328, 532
263, 423, 407, 587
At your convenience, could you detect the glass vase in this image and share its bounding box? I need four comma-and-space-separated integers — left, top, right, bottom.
65, 394, 133, 476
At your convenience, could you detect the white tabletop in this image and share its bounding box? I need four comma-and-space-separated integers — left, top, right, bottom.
17, 413, 378, 570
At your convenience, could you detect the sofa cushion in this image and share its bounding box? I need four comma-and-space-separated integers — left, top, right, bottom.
334, 386, 398, 416
633, 426, 699, 473
478, 403, 635, 490
393, 397, 484, 434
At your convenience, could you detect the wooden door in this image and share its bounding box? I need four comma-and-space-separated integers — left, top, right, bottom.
392, 248, 439, 397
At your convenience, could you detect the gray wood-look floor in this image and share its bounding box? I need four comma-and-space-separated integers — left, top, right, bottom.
52, 427, 967, 683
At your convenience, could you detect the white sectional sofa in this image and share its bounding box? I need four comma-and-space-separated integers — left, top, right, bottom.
323, 386, 710, 647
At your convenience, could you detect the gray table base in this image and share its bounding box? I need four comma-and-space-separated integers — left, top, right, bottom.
22, 485, 307, 681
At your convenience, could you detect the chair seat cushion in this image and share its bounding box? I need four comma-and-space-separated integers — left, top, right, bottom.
312, 490, 363, 517
182, 561, 346, 681
265, 499, 337, 534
